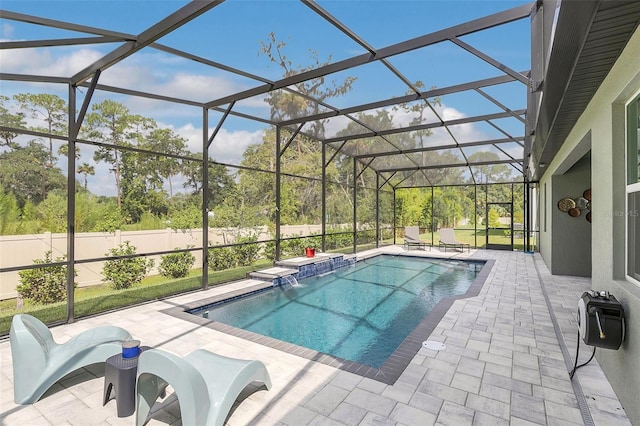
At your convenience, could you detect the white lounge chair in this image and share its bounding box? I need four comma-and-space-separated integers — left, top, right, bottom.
135, 348, 272, 426
9, 314, 132, 404
404, 226, 428, 250
438, 228, 470, 252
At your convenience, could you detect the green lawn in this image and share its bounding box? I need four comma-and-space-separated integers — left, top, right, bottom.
0, 259, 272, 336
399, 227, 528, 251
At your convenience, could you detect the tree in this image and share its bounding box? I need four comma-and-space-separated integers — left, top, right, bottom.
57, 142, 80, 162
0, 184, 21, 235
422, 151, 466, 185
393, 80, 441, 150
77, 163, 95, 190
223, 34, 358, 230
259, 32, 356, 139
93, 199, 125, 233
143, 127, 187, 198
13, 93, 67, 167
168, 203, 202, 231
182, 158, 236, 209
396, 188, 431, 226
488, 207, 501, 228
0, 140, 66, 207
212, 168, 273, 228
118, 149, 169, 223
36, 192, 67, 232
469, 151, 512, 184
85, 100, 152, 209
0, 95, 26, 148
334, 109, 414, 189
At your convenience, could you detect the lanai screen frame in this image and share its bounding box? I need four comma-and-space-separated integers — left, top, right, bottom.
0, 0, 536, 323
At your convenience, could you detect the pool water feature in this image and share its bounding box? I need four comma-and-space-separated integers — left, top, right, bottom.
280, 275, 302, 288
190, 255, 485, 370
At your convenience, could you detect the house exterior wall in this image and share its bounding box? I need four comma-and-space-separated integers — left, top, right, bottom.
550, 156, 591, 276
539, 28, 640, 423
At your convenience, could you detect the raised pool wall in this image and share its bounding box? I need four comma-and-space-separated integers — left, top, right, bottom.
271, 255, 356, 286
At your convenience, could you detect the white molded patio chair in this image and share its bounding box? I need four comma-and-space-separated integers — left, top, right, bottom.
135, 348, 272, 426
438, 228, 470, 252
404, 226, 428, 250
9, 314, 132, 404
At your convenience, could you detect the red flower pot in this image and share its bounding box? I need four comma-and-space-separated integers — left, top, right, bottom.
305, 247, 315, 257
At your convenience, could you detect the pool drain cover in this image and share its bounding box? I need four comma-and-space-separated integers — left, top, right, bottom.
422, 340, 446, 351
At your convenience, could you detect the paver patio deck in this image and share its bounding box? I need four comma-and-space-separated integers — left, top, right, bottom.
0, 249, 630, 425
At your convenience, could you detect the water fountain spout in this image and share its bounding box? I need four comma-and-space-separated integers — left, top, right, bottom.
281, 275, 301, 288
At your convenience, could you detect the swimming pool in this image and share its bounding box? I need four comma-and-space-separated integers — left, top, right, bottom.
188, 255, 487, 371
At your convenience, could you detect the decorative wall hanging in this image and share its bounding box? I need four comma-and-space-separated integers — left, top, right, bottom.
557, 197, 576, 212
568, 207, 581, 217
557, 188, 591, 223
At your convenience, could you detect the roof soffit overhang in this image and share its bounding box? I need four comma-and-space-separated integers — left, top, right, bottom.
530, 0, 640, 179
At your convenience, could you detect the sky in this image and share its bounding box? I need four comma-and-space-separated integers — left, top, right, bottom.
0, 0, 532, 194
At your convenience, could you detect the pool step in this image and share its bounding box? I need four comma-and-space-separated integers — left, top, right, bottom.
275, 252, 342, 268
248, 267, 299, 281
250, 253, 357, 287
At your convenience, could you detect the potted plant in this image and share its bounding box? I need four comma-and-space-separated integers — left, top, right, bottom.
303, 237, 318, 257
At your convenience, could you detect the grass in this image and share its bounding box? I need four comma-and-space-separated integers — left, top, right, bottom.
399, 227, 530, 251
0, 259, 272, 336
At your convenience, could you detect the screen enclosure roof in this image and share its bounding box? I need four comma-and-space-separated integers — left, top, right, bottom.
0, 0, 533, 188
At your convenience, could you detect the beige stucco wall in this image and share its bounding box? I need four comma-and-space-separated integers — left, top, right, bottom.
538, 28, 640, 424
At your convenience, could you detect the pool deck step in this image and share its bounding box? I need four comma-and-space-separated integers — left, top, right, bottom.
248, 267, 299, 280
275, 253, 343, 267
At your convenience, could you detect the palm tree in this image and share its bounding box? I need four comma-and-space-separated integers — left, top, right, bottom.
77, 163, 95, 190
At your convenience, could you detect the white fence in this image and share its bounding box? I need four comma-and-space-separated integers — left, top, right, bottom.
0, 224, 326, 300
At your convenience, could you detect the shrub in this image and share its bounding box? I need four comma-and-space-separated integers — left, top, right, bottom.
159, 247, 196, 278
303, 236, 321, 249
326, 233, 352, 250
263, 241, 276, 262
168, 204, 201, 232
17, 251, 76, 304
102, 241, 153, 290
281, 237, 305, 257
208, 246, 235, 271
232, 235, 260, 266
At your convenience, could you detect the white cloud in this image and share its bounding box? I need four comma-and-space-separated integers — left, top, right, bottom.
440, 106, 465, 121
1, 43, 267, 113
319, 102, 481, 147
0, 44, 52, 72
0, 46, 103, 77
49, 48, 104, 77
157, 122, 264, 165
323, 115, 353, 138
207, 127, 264, 164
165, 73, 237, 100
1, 23, 15, 39
236, 95, 269, 109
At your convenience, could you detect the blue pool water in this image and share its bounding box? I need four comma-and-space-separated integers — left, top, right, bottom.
192, 255, 481, 367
